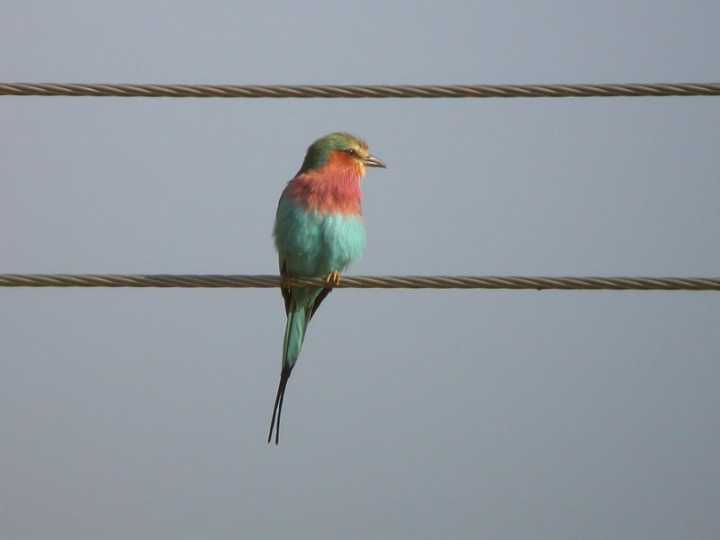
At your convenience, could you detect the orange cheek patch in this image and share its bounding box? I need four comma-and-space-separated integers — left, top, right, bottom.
325, 150, 365, 175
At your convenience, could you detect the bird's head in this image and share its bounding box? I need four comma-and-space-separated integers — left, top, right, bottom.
298, 132, 386, 175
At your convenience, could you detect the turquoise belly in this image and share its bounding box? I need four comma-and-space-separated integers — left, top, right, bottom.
274, 203, 366, 277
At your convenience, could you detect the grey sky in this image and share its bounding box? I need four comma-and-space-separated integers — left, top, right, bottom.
2, 1, 719, 538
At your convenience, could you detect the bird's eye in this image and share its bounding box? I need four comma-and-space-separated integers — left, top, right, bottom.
344, 148, 357, 156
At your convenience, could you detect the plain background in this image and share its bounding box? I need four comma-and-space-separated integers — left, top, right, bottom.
2, 1, 719, 538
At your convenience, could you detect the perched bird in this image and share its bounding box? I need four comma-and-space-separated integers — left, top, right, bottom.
269, 132, 386, 444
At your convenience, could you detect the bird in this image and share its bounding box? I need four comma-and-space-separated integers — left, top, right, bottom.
269, 132, 386, 444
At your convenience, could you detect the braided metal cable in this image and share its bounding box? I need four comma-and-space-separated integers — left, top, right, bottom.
1, 274, 719, 291
1, 82, 719, 99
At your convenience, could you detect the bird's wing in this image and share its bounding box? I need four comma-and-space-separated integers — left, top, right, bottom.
310, 287, 332, 320
280, 258, 331, 320
279, 259, 291, 316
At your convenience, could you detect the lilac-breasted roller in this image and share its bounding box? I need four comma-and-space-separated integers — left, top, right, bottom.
269, 132, 386, 444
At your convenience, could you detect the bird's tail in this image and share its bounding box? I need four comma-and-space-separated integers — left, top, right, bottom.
268, 306, 308, 445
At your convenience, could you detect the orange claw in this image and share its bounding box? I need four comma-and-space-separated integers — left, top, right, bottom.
324, 271, 341, 287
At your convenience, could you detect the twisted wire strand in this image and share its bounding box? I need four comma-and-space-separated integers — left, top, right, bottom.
1, 274, 719, 291
1, 82, 719, 99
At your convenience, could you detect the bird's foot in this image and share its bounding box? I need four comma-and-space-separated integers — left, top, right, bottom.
324, 271, 341, 287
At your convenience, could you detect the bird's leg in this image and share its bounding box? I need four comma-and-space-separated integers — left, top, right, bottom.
324, 271, 341, 287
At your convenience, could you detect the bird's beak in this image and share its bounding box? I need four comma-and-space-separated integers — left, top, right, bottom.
363, 154, 386, 168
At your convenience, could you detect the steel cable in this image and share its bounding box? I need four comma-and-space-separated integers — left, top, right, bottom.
1, 274, 719, 291
1, 82, 719, 99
